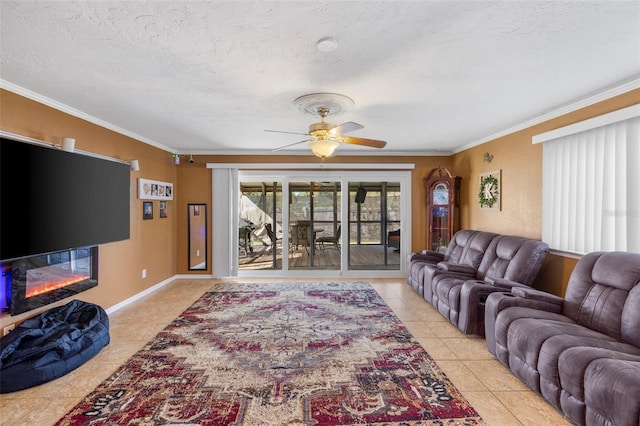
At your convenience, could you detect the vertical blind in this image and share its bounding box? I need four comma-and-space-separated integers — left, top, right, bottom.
540, 113, 640, 254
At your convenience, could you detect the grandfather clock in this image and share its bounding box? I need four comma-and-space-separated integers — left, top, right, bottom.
424, 167, 461, 253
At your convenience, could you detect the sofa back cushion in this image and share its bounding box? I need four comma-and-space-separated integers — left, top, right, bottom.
564, 251, 640, 345
444, 230, 480, 263
456, 231, 498, 269
476, 236, 549, 286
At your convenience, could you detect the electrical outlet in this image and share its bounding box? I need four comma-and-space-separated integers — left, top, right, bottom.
3, 324, 15, 336
142, 269, 147, 279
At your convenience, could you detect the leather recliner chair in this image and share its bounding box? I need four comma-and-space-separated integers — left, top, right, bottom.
430, 235, 548, 335
420, 231, 498, 304
484, 251, 640, 426
406, 229, 481, 295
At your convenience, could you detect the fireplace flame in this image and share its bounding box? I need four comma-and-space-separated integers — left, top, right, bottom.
26, 274, 90, 298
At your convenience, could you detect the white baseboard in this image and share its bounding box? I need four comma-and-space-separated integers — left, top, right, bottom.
173, 274, 214, 279
105, 276, 176, 315
105, 274, 218, 315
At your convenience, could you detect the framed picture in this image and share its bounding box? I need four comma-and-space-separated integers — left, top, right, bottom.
479, 170, 501, 210
138, 178, 174, 200
143, 201, 153, 220
159, 201, 168, 218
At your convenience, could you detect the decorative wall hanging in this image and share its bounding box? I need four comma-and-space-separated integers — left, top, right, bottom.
138, 178, 173, 200
478, 170, 501, 210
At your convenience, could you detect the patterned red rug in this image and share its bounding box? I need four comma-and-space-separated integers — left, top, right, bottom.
56, 282, 484, 425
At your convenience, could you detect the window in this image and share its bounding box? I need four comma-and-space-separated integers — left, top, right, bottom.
535, 105, 640, 254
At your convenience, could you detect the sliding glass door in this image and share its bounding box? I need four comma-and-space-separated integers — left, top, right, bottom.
347, 182, 401, 270
288, 181, 341, 270
235, 171, 410, 277
238, 181, 282, 271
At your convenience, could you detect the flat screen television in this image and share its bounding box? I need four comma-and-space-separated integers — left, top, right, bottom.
0, 137, 130, 261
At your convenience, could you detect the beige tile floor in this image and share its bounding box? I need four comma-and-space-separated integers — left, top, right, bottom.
0, 278, 570, 426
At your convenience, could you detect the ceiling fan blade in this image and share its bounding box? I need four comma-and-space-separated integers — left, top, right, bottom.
270, 139, 311, 152
265, 129, 310, 136
341, 136, 387, 149
329, 121, 364, 135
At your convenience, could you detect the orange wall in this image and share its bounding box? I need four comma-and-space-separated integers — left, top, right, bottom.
0, 89, 177, 328
453, 88, 640, 296
176, 162, 212, 274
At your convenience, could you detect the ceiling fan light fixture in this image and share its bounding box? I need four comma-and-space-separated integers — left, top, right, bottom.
309, 138, 340, 160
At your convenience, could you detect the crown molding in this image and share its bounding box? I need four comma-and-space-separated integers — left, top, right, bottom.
190, 149, 452, 156
453, 77, 640, 154
533, 103, 640, 144
1, 79, 175, 153
5, 76, 637, 158
206, 162, 416, 170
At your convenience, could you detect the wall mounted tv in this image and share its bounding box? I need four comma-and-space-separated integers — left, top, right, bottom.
0, 136, 130, 261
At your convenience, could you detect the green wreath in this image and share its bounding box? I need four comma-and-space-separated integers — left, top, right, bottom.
478, 175, 499, 207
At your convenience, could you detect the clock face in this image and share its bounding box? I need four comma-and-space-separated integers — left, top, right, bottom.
433, 183, 449, 205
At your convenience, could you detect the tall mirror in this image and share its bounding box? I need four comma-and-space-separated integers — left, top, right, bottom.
188, 204, 207, 270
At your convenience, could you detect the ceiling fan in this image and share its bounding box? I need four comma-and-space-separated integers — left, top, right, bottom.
265, 93, 387, 159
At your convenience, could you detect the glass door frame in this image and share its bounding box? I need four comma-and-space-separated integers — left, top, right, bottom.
236, 170, 411, 278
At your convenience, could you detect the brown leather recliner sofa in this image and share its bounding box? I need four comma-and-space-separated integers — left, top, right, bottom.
434, 235, 549, 335
406, 229, 491, 296
484, 251, 640, 426
421, 231, 498, 306
407, 230, 548, 335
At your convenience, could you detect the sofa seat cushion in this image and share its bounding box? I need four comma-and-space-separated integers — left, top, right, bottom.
556, 346, 640, 403
423, 264, 476, 304
536, 334, 640, 415
505, 314, 640, 416
495, 307, 573, 364
537, 330, 635, 387
432, 276, 465, 323
407, 258, 436, 294
584, 359, 640, 426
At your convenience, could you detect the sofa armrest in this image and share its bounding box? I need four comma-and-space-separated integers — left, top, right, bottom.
484, 290, 564, 356
510, 287, 564, 306
410, 251, 445, 263
484, 276, 530, 291
437, 262, 477, 276
458, 280, 512, 336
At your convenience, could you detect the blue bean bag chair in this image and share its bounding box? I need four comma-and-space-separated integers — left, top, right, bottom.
0, 299, 109, 393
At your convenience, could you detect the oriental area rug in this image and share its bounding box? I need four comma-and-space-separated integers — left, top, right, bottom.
56, 282, 484, 425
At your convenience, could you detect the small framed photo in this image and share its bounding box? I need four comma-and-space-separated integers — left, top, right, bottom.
143, 201, 153, 220
159, 201, 168, 218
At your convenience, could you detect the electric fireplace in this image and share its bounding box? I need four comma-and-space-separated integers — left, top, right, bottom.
3, 247, 98, 316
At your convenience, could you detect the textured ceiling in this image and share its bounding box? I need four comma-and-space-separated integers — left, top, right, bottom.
1, 1, 639, 156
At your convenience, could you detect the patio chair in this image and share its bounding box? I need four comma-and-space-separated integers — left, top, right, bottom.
264, 223, 280, 253
318, 225, 341, 251
290, 224, 312, 254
